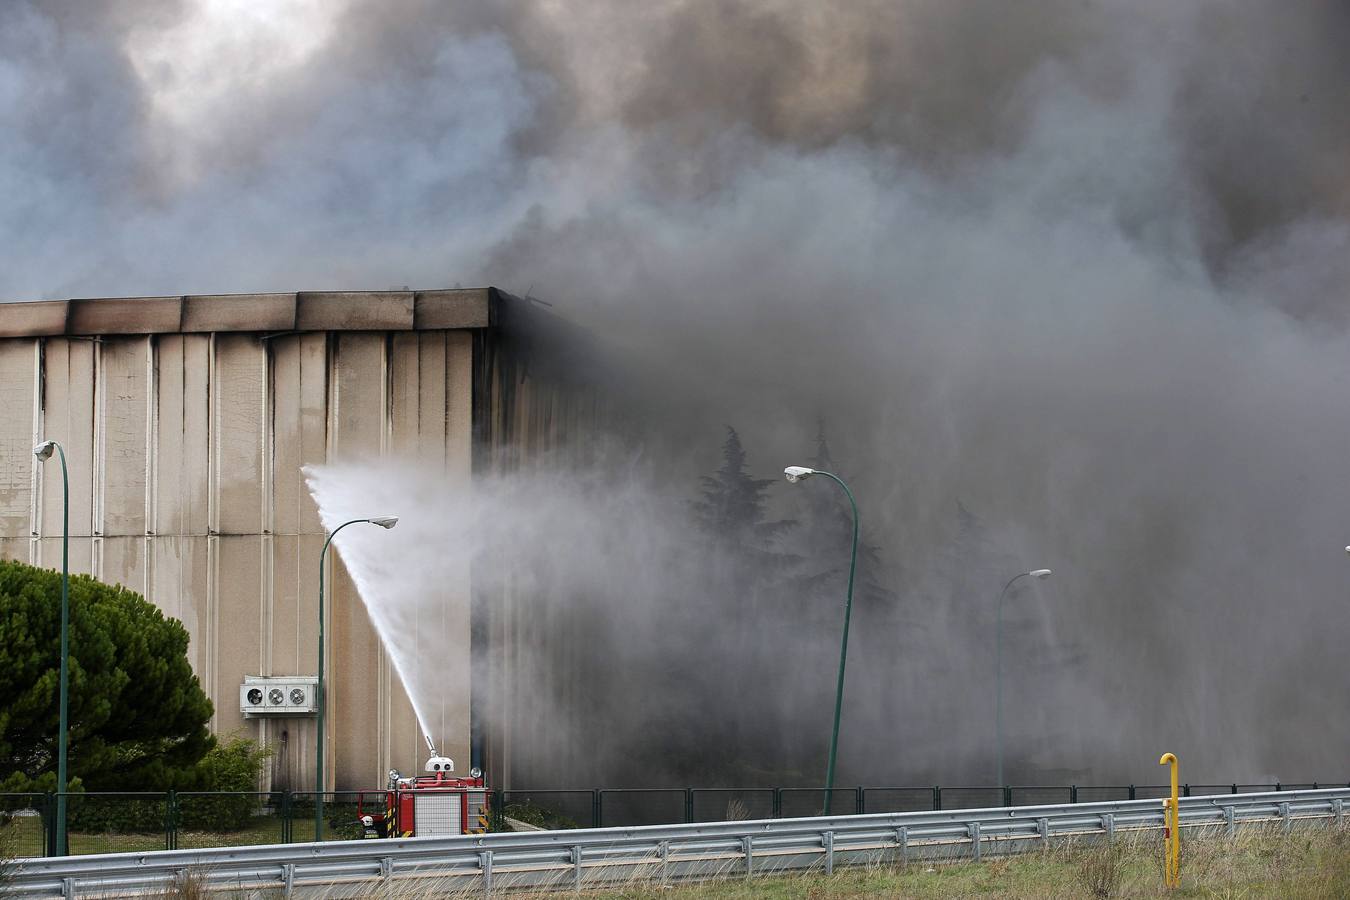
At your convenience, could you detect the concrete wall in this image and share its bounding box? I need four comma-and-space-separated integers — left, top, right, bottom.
471, 301, 616, 788
0, 317, 477, 791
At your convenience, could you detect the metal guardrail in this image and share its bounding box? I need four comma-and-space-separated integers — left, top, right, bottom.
5, 781, 1338, 854
6, 787, 1347, 898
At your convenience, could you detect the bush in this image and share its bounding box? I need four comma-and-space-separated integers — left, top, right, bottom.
66, 794, 165, 835
502, 801, 579, 831
1076, 841, 1126, 899
65, 737, 270, 835
177, 737, 271, 832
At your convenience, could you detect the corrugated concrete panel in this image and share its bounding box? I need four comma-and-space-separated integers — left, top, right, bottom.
446, 332, 473, 469
69, 297, 182, 334
326, 331, 397, 778
330, 565, 381, 788
415, 334, 448, 466
153, 335, 212, 536
0, 340, 35, 538
331, 334, 386, 461
0, 537, 29, 563
38, 339, 96, 539
213, 334, 268, 535
438, 332, 474, 773
269, 534, 303, 675
270, 334, 328, 537
182, 294, 297, 333
297, 292, 413, 331
213, 535, 265, 736
35, 536, 95, 577
0, 301, 68, 337
475, 300, 613, 788
99, 337, 151, 537
99, 536, 147, 598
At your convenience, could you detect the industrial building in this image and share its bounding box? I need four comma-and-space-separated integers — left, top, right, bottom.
0, 289, 596, 791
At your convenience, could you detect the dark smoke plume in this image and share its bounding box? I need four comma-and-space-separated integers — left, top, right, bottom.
5, 0, 1350, 785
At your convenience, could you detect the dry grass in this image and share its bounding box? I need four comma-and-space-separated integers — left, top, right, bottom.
284, 822, 1350, 899
165, 867, 210, 900
1074, 839, 1127, 898
29, 822, 1350, 898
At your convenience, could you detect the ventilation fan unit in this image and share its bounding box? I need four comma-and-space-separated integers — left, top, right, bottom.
240, 676, 319, 717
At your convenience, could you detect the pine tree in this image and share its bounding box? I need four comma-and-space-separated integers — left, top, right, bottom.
687, 427, 797, 781
0, 560, 215, 793
692, 426, 793, 563
796, 423, 895, 616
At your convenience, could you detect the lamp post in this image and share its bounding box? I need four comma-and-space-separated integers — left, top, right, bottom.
316, 515, 397, 841
784, 465, 858, 813
33, 439, 69, 856
995, 568, 1052, 788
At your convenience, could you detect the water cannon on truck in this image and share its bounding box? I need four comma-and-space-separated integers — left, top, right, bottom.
356, 733, 490, 837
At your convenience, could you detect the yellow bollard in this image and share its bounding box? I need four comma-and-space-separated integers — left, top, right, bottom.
1159, 753, 1180, 888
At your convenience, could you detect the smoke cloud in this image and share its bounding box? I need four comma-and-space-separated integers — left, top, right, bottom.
7, 1, 1350, 785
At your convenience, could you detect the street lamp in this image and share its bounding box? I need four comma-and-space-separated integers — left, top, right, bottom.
784, 465, 858, 813
995, 568, 1052, 789
33, 439, 70, 856
316, 515, 397, 841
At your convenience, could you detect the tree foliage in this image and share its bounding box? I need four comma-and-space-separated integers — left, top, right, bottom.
692, 426, 794, 562
796, 423, 895, 614
0, 560, 214, 793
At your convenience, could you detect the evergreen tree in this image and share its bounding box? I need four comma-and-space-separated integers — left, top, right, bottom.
686, 427, 797, 781
692, 426, 793, 563
0, 560, 215, 793
796, 423, 895, 616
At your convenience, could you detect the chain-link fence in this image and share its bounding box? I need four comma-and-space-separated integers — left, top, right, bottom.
0, 793, 47, 858
10, 780, 1338, 856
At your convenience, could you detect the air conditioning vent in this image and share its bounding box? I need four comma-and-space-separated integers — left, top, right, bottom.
240, 676, 319, 717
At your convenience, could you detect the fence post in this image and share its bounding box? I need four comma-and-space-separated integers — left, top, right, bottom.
591, 790, 601, 828
44, 792, 54, 857
480, 849, 493, 897
1070, 785, 1078, 804
278, 790, 288, 843
1003, 785, 1012, 807
165, 790, 177, 851
855, 786, 864, 815
493, 789, 505, 832
933, 786, 942, 811
1128, 784, 1136, 801
772, 788, 781, 819
684, 788, 693, 823
1183, 783, 1191, 798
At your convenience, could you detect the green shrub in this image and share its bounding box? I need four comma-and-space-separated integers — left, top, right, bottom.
65, 737, 270, 835
177, 737, 271, 832
502, 801, 579, 830
66, 794, 165, 834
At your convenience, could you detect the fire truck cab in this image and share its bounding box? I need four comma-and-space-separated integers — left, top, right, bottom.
357, 749, 491, 837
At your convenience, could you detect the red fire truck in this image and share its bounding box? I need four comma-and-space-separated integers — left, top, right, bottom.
357, 740, 491, 837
